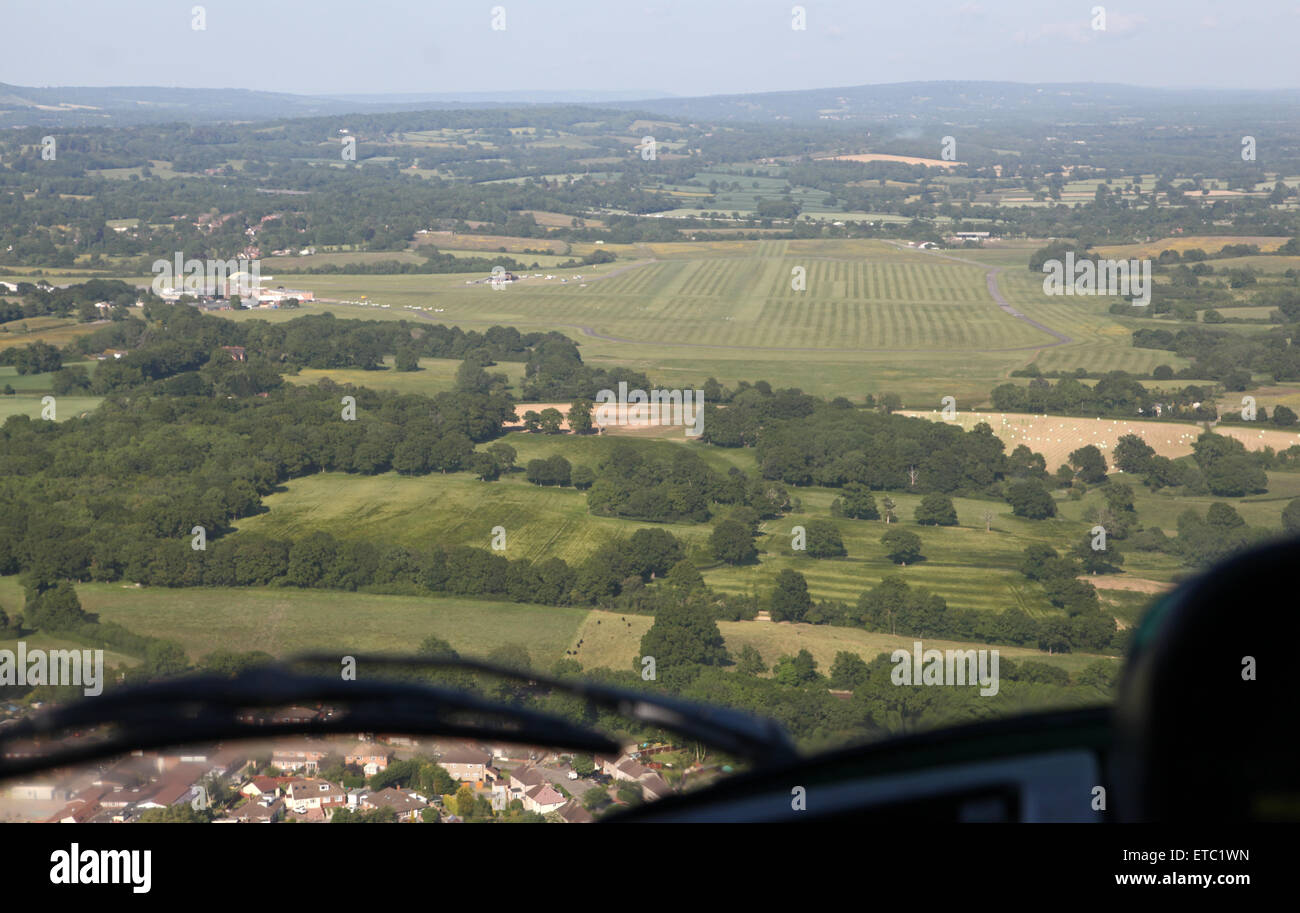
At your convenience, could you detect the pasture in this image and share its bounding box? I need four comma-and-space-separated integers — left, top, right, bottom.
0, 577, 590, 667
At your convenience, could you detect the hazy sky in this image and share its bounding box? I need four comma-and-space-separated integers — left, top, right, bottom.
6, 0, 1300, 97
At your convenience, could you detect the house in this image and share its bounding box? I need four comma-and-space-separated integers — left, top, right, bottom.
522, 783, 566, 815
599, 754, 675, 803
345, 744, 390, 777
439, 746, 492, 784
283, 778, 348, 814
220, 345, 246, 362
639, 773, 673, 803
508, 765, 549, 798
239, 777, 282, 799
136, 774, 201, 810
45, 797, 101, 824
224, 798, 283, 823
268, 706, 323, 724
271, 747, 328, 773
361, 788, 426, 821
556, 799, 594, 823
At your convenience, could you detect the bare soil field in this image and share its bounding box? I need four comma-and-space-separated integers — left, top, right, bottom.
1084, 576, 1173, 595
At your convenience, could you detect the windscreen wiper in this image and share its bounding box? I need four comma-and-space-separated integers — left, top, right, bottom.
290, 652, 800, 766
0, 653, 799, 780
0, 663, 620, 780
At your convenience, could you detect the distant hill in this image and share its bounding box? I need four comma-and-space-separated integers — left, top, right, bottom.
0, 83, 670, 128
5, 80, 1300, 129
615, 81, 1300, 124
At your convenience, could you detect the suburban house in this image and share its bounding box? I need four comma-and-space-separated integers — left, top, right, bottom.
508, 765, 549, 799
224, 797, 284, 823
439, 746, 492, 784
598, 754, 675, 803
283, 778, 348, 814
345, 744, 391, 777
239, 777, 282, 799
556, 799, 594, 824
523, 783, 567, 815
271, 747, 328, 774
135, 773, 202, 810
360, 788, 426, 821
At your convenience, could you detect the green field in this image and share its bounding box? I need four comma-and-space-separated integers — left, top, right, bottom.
195, 238, 1179, 404
0, 576, 587, 666
69, 237, 1206, 403
0, 577, 1098, 682
572, 611, 1113, 678
0, 394, 101, 422
230, 428, 1172, 627
286, 356, 528, 397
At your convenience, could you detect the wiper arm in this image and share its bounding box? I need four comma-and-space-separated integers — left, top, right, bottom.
0, 653, 799, 781
288, 653, 800, 767
0, 664, 620, 781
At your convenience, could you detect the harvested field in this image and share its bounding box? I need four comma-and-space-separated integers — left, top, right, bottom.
820, 153, 964, 169
899, 410, 1300, 468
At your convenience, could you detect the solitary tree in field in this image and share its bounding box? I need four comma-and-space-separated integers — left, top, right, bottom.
881, 528, 922, 566
981, 508, 995, 532
914, 493, 958, 527
881, 497, 897, 524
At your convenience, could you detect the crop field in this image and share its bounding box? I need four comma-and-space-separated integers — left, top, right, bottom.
819, 153, 964, 169
570, 610, 1113, 679
898, 409, 1300, 468
0, 316, 105, 351
1092, 236, 1291, 259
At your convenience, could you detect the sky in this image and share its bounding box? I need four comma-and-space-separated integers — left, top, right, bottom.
4, 0, 1300, 98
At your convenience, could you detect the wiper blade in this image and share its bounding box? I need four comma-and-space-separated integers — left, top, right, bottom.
288, 652, 800, 767
0, 664, 620, 781
0, 653, 799, 781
